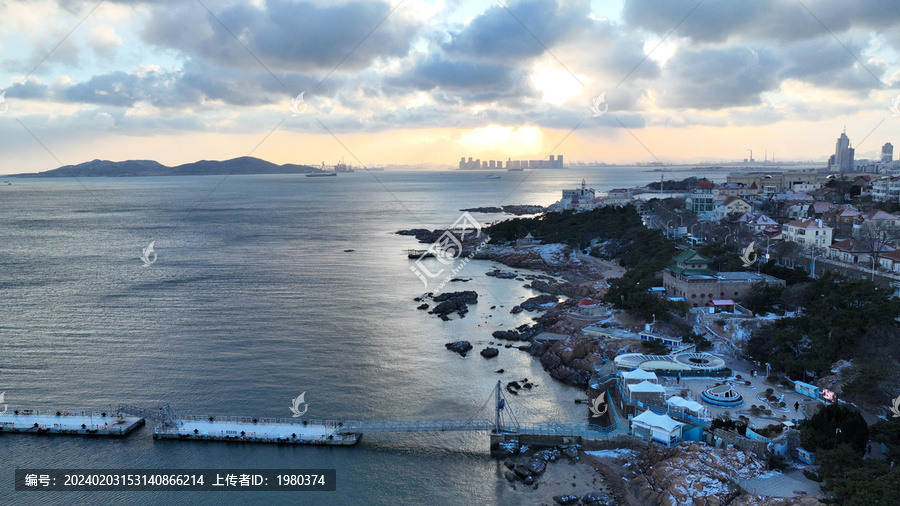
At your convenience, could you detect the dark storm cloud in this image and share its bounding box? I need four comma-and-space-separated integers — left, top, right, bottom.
140, 0, 420, 72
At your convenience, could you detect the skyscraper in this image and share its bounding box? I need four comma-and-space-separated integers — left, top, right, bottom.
882, 142, 894, 164
829, 129, 854, 173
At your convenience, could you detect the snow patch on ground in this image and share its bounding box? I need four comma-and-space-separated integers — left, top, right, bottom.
585, 449, 636, 459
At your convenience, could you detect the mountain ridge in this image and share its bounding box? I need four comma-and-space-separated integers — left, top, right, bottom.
11, 157, 322, 177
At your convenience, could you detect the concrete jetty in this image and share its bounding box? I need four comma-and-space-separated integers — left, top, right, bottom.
153, 415, 360, 445
0, 409, 144, 436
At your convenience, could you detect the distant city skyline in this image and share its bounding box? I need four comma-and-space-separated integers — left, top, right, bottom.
2, 0, 900, 174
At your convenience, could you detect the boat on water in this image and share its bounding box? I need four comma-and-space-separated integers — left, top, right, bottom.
306, 172, 337, 177
483, 174, 501, 179
407, 249, 435, 259
507, 168, 524, 171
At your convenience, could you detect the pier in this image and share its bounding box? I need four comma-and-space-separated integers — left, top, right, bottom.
0, 410, 144, 436
0, 382, 631, 451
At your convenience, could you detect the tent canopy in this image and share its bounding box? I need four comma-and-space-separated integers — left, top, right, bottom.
622, 369, 657, 381
631, 410, 684, 433
628, 380, 665, 394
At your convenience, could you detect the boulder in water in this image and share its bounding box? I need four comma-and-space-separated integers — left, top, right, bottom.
480, 347, 499, 359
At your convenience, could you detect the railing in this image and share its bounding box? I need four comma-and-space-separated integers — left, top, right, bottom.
336, 419, 494, 434
154, 425, 358, 443
180, 415, 345, 427
615, 379, 712, 427
1, 409, 125, 418
498, 422, 621, 439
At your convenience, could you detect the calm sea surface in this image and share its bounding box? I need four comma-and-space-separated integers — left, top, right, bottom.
0, 167, 730, 505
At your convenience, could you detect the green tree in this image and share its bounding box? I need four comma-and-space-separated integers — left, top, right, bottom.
870, 417, 900, 457
800, 404, 869, 454
747, 273, 900, 377
815, 445, 900, 506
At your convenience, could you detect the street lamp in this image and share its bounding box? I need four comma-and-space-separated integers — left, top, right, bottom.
811, 254, 823, 279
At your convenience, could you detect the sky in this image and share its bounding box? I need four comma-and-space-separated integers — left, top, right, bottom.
2, 0, 900, 174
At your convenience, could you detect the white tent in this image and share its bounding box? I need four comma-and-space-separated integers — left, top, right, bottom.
622, 369, 658, 384
630, 409, 685, 447
627, 380, 665, 394
666, 396, 707, 416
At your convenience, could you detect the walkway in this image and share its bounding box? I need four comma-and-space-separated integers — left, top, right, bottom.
336, 419, 494, 434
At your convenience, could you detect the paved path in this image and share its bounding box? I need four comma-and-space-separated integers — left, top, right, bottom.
657, 353, 818, 428
734, 469, 821, 498
574, 251, 625, 279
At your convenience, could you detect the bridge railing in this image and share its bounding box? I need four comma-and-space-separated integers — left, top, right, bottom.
336, 419, 495, 434
499, 422, 620, 439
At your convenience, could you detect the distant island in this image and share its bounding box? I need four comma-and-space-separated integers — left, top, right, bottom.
10, 157, 323, 178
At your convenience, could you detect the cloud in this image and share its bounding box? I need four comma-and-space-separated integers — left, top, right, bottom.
87, 25, 123, 59
140, 0, 421, 73
656, 46, 782, 109
622, 0, 900, 46
442, 0, 589, 63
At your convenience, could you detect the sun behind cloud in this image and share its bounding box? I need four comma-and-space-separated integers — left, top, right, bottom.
459, 124, 543, 156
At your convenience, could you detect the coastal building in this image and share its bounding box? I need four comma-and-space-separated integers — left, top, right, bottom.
737, 213, 778, 233
828, 239, 894, 264
878, 249, 900, 273
630, 410, 685, 447
782, 219, 833, 252
626, 381, 666, 406
639, 324, 683, 348
685, 180, 715, 214
726, 170, 819, 193
621, 369, 658, 386
713, 182, 758, 200
828, 129, 855, 173
871, 176, 900, 203
458, 155, 564, 169
556, 179, 596, 210
661, 250, 785, 307
603, 188, 633, 206
713, 196, 752, 220
852, 209, 900, 238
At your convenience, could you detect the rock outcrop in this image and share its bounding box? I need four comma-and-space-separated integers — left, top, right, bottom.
633, 444, 821, 506
419, 291, 479, 319
445, 341, 473, 356
480, 347, 499, 358
530, 337, 613, 388
520, 294, 559, 311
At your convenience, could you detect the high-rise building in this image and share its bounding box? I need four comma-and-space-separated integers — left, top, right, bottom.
829, 129, 854, 173
882, 142, 894, 164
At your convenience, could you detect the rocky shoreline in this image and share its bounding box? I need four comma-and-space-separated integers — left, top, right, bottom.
398, 229, 829, 505
459, 205, 546, 215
